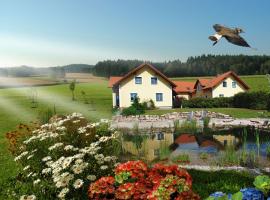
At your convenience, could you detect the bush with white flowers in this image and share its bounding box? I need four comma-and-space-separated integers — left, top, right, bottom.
13, 113, 120, 200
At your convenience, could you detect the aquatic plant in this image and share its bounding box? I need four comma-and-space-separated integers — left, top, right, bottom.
199, 152, 209, 161
218, 146, 239, 166
159, 143, 171, 160
172, 153, 190, 164
255, 129, 260, 157
266, 143, 270, 157
177, 120, 198, 133
203, 117, 210, 129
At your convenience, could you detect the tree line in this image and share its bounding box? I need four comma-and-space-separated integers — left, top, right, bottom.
1, 55, 270, 78
91, 55, 270, 77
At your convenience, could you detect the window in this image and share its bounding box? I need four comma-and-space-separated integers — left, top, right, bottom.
156, 93, 163, 102
151, 77, 158, 85
223, 81, 227, 87
135, 77, 142, 84
219, 94, 224, 97
232, 81, 236, 88
130, 93, 137, 101
157, 132, 164, 140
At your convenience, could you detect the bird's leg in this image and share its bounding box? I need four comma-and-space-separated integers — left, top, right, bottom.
209, 33, 222, 45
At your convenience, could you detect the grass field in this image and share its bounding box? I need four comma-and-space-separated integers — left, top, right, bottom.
0, 74, 269, 187
0, 80, 112, 185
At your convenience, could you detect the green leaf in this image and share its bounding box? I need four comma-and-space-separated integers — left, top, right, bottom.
232, 191, 243, 200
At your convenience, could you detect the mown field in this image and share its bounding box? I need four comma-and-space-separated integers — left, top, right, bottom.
0, 74, 269, 187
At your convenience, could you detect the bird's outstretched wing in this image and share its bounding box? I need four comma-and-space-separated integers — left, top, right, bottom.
213, 24, 235, 34
213, 24, 223, 32
224, 35, 250, 47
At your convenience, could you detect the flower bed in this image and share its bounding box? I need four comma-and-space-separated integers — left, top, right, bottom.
11, 113, 121, 199
88, 160, 200, 200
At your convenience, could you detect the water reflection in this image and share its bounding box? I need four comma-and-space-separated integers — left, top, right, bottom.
121, 128, 270, 165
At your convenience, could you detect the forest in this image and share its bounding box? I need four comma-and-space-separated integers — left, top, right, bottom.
92, 55, 270, 77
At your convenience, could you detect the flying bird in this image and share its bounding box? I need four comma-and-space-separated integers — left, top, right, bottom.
209, 24, 255, 49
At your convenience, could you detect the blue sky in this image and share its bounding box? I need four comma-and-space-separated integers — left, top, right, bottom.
0, 0, 270, 67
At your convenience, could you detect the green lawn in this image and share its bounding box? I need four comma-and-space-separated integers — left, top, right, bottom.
172, 74, 270, 92
0, 81, 112, 184
0, 75, 269, 191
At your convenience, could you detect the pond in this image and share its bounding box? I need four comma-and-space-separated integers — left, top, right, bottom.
121, 127, 270, 168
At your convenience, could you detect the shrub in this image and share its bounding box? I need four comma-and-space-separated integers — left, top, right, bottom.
267, 97, 270, 111
233, 91, 270, 110
142, 99, 155, 110
12, 113, 120, 199
253, 175, 270, 196
121, 106, 138, 116
121, 97, 145, 116
182, 97, 233, 108
88, 161, 200, 199
6, 123, 39, 155
189, 170, 253, 198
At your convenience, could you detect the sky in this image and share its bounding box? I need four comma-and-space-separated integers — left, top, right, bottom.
0, 0, 270, 67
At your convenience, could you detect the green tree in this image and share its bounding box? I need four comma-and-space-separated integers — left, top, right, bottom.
69, 80, 76, 101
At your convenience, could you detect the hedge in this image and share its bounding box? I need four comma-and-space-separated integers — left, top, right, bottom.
182, 91, 270, 110
233, 91, 270, 110
182, 97, 233, 108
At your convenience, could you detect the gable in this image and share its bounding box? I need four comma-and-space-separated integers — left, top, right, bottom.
110, 63, 176, 88
119, 66, 172, 88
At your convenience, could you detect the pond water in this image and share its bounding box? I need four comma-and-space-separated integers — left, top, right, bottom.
121, 127, 270, 168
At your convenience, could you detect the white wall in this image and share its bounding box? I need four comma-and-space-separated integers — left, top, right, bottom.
212, 76, 246, 98
119, 67, 173, 108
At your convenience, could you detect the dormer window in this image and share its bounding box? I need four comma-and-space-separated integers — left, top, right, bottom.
135, 77, 142, 84
223, 81, 227, 87
151, 77, 158, 85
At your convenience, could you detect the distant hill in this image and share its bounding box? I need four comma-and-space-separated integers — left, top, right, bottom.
0, 64, 94, 77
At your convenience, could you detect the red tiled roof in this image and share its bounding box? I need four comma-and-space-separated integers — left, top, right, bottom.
203, 71, 249, 90
198, 79, 210, 86
108, 76, 122, 88
173, 81, 195, 93
175, 134, 196, 144
200, 140, 218, 148
109, 63, 177, 88
194, 71, 249, 90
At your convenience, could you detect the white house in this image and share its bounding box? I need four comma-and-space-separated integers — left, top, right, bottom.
109, 64, 249, 108
193, 71, 249, 98
108, 63, 176, 109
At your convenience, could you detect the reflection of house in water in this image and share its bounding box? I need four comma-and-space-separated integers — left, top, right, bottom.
213, 135, 239, 147
122, 132, 174, 161
174, 134, 198, 149
173, 133, 224, 153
